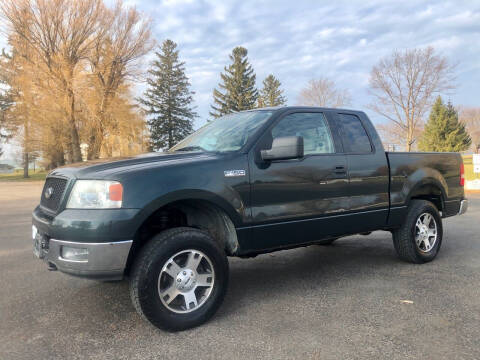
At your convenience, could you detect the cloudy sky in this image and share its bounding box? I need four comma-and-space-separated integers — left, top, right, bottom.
125, 0, 480, 127
1, 0, 479, 160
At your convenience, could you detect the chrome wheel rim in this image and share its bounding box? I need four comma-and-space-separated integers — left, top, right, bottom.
158, 249, 215, 314
415, 212, 438, 253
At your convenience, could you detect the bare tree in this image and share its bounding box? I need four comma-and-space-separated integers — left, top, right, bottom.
86, 1, 154, 159
297, 77, 351, 108
376, 123, 424, 152
0, 35, 44, 177
0, 0, 107, 162
369, 47, 455, 152
459, 106, 480, 153
0, 0, 151, 166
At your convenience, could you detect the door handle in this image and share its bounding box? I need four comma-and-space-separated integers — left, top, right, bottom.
334, 165, 346, 174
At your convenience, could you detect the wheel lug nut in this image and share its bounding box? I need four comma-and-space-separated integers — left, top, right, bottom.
183, 271, 187, 275
177, 278, 181, 282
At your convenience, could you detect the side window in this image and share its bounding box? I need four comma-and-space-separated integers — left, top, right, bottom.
338, 114, 372, 153
271, 113, 334, 155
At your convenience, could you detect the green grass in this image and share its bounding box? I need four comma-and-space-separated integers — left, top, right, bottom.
462, 155, 479, 181
0, 170, 48, 182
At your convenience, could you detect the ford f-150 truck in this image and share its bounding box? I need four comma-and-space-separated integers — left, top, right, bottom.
32, 106, 468, 331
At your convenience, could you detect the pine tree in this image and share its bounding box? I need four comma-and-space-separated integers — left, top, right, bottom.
210, 46, 258, 118
419, 96, 471, 152
258, 74, 286, 107
443, 101, 472, 152
140, 40, 196, 151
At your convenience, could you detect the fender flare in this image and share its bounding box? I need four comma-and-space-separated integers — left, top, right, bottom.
132, 189, 244, 230
403, 167, 448, 208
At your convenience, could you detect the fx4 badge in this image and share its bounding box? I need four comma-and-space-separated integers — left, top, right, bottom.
224, 170, 246, 177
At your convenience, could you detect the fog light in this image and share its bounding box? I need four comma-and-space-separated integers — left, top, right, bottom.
61, 246, 88, 262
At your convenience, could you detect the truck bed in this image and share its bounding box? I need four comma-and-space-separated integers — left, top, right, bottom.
387, 151, 464, 217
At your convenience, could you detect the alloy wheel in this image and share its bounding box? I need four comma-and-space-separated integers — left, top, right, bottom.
415, 212, 438, 253
158, 249, 215, 313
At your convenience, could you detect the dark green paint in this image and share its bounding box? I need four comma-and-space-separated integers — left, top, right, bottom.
32, 107, 466, 256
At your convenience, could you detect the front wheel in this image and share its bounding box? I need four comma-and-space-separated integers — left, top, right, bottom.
393, 200, 443, 263
130, 227, 229, 331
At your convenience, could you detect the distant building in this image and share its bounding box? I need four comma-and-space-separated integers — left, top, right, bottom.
383, 143, 403, 152
0, 164, 15, 174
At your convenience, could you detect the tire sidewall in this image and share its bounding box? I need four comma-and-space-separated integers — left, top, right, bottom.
409, 202, 443, 261
136, 229, 228, 330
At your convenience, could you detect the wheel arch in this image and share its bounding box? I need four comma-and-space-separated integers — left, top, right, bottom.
125, 191, 241, 274
405, 169, 448, 212
137, 189, 243, 227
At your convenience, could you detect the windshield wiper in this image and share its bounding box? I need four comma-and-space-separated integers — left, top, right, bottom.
174, 146, 207, 152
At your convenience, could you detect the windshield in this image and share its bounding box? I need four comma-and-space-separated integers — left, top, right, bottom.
170, 111, 273, 153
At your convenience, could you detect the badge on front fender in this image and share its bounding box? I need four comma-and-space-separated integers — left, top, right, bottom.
224, 170, 246, 177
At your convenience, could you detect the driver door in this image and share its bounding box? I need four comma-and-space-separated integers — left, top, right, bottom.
247, 111, 349, 251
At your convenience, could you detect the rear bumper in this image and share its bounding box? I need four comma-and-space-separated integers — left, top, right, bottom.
34, 236, 132, 280
443, 198, 468, 218
458, 199, 468, 215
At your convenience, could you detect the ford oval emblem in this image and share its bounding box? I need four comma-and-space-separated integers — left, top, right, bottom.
45, 187, 54, 199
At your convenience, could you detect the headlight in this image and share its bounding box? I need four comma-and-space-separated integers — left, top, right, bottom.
66, 180, 123, 209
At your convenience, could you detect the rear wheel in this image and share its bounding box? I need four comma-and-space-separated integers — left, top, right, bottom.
393, 200, 443, 263
130, 227, 229, 331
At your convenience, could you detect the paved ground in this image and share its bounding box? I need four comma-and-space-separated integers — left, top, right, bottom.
1, 182, 479, 360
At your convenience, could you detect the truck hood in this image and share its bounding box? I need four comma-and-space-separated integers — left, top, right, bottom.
49, 151, 220, 179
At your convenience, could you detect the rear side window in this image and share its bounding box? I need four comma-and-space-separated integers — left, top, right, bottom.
338, 114, 372, 153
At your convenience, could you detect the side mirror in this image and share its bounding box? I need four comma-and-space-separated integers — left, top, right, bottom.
261, 136, 304, 161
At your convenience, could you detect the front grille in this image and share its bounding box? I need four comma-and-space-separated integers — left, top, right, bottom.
40, 177, 68, 212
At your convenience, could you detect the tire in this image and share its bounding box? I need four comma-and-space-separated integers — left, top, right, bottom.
130, 227, 229, 331
393, 200, 443, 264
315, 238, 338, 246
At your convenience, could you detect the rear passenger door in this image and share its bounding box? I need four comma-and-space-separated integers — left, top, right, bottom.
335, 112, 389, 232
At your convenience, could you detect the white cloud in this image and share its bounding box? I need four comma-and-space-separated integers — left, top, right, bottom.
3, 0, 479, 128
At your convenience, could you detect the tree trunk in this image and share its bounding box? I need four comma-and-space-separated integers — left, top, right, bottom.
168, 111, 173, 149
67, 90, 82, 162
87, 126, 104, 160
87, 94, 110, 160
406, 122, 413, 152
23, 152, 29, 178
23, 119, 30, 178
64, 73, 82, 163
47, 145, 65, 170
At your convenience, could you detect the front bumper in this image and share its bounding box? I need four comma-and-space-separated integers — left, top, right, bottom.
34, 235, 132, 280
32, 205, 140, 280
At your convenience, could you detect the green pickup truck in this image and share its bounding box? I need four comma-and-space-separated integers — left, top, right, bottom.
32, 106, 467, 331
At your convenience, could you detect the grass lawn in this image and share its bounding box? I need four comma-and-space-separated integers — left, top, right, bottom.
0, 170, 47, 182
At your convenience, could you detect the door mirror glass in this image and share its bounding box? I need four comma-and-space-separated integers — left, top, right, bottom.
261, 136, 304, 161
